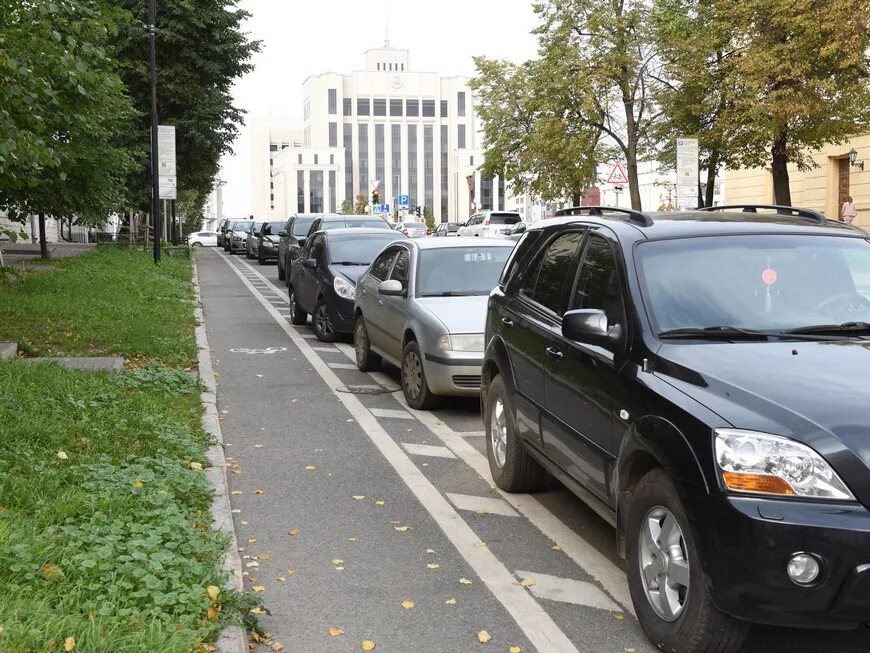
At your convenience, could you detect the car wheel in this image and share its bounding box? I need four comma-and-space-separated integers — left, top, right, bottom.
246, 247, 253, 259
484, 374, 545, 491
191, 241, 202, 247
354, 314, 381, 372
278, 257, 286, 281
288, 287, 307, 326
401, 340, 439, 410
258, 251, 265, 265
312, 299, 338, 342
626, 469, 749, 653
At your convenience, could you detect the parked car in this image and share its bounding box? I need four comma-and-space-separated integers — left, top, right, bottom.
256, 221, 285, 264
354, 238, 514, 409
433, 222, 461, 237
217, 219, 230, 247
227, 220, 253, 254
187, 231, 218, 247
277, 214, 319, 282
481, 204, 870, 653
393, 221, 428, 238
288, 229, 407, 342
505, 222, 527, 241
458, 211, 522, 238
306, 214, 392, 237
222, 220, 238, 251
244, 221, 264, 259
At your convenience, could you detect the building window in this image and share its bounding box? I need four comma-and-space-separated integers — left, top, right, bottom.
441, 125, 448, 221
343, 123, 353, 202
440, 100, 448, 117
389, 63, 393, 71
390, 99, 403, 117
343, 97, 351, 115
401, 63, 404, 71
422, 100, 435, 118
458, 124, 466, 149
481, 174, 493, 210
358, 124, 369, 196
373, 98, 387, 116
470, 155, 474, 166
457, 91, 466, 117
391, 124, 401, 198
375, 124, 385, 190
298, 153, 303, 164
357, 98, 370, 116
330, 154, 334, 165
270, 144, 278, 152
377, 63, 381, 70
328, 89, 337, 115
314, 154, 319, 165
408, 124, 417, 208
498, 176, 505, 211
329, 170, 336, 213
406, 99, 419, 117
297, 170, 305, 213
424, 125, 433, 213
329, 122, 338, 148
310, 170, 323, 213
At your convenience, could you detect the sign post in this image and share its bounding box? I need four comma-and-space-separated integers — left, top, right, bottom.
676, 137, 699, 210
158, 125, 177, 200
607, 163, 629, 207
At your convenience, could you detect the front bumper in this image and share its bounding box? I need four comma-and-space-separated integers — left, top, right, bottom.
692, 492, 870, 629
229, 237, 244, 252
423, 351, 484, 396
259, 242, 279, 260
327, 296, 355, 334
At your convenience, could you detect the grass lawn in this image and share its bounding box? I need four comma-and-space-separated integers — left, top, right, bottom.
0, 246, 197, 366
0, 248, 248, 652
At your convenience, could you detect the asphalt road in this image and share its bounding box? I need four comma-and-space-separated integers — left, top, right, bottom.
197, 247, 870, 653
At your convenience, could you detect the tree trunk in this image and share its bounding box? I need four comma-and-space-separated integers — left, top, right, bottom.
38, 213, 49, 259
771, 132, 791, 206
572, 191, 582, 206
704, 149, 720, 208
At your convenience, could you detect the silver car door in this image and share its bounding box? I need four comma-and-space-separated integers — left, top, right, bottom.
363, 247, 399, 351
379, 247, 411, 360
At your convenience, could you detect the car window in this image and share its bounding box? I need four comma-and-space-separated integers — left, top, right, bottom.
523, 231, 584, 314
261, 221, 284, 236
294, 217, 316, 237
328, 235, 401, 265
308, 235, 325, 265
570, 235, 624, 326
370, 248, 398, 281
448, 224, 459, 232
234, 221, 252, 231
390, 250, 410, 287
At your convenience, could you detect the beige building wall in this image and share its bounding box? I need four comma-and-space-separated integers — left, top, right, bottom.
249, 118, 303, 220
725, 134, 870, 227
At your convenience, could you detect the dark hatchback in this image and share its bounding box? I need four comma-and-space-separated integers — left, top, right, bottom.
288, 228, 406, 341
482, 205, 870, 652
277, 214, 319, 283
256, 220, 284, 264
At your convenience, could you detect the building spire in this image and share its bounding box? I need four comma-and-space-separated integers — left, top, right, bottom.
384, 0, 390, 48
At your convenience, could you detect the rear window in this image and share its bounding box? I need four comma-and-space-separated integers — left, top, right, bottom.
323, 219, 390, 230
447, 224, 459, 232
328, 234, 401, 265
490, 213, 521, 225
403, 222, 426, 230
416, 246, 513, 297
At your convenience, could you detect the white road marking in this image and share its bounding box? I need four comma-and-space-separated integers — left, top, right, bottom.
312, 346, 337, 352
221, 253, 581, 653
457, 430, 485, 437
447, 492, 519, 517
514, 570, 619, 612
327, 362, 357, 370
370, 407, 414, 420
401, 443, 457, 459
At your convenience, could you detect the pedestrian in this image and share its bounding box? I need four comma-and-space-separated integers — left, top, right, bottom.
841, 196, 857, 223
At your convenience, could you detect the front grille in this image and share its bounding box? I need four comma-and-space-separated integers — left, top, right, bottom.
452, 375, 481, 389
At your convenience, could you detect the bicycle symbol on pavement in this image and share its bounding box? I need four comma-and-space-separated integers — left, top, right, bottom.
229, 347, 287, 355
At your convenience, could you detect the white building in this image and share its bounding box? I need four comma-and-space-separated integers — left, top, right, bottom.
250, 117, 303, 220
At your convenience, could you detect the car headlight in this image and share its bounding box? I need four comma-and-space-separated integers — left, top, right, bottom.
714, 429, 854, 500
436, 333, 485, 352
333, 276, 355, 300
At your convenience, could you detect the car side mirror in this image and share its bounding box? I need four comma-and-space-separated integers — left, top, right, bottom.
278, 230, 287, 237
562, 309, 622, 348
378, 279, 405, 296
302, 258, 318, 270
297, 237, 306, 248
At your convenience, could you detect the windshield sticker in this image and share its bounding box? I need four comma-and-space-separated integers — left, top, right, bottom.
465, 252, 494, 262
762, 268, 778, 286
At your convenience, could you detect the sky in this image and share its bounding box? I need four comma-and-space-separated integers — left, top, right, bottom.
218, 0, 540, 217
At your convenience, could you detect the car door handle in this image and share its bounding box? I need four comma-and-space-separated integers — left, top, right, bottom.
377, 299, 384, 308
501, 317, 514, 328
546, 346, 564, 361
361, 289, 368, 296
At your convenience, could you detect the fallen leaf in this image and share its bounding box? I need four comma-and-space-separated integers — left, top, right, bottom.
231, 509, 241, 514
245, 561, 259, 568
250, 608, 266, 615
401, 600, 414, 609
335, 566, 345, 571
133, 479, 144, 489
473, 541, 487, 549
518, 577, 535, 587
257, 554, 271, 560
444, 598, 456, 605
347, 537, 358, 542
231, 490, 242, 495
231, 469, 241, 475
189, 462, 203, 470
394, 526, 410, 532
510, 647, 522, 653
64, 636, 75, 651
361, 641, 376, 651
459, 578, 472, 585
42, 563, 62, 579
305, 465, 316, 470
426, 548, 435, 554
332, 559, 344, 565
207, 585, 220, 601
214, 372, 220, 377
246, 538, 257, 544
291, 398, 298, 403
352, 495, 366, 500
286, 568, 295, 574
251, 585, 265, 592
254, 489, 265, 495
270, 644, 284, 652
56, 451, 68, 461
426, 563, 440, 569
474, 509, 487, 515
375, 499, 385, 506
477, 630, 491, 644
552, 545, 562, 552
347, 419, 355, 423
256, 374, 263, 378
254, 444, 263, 448
329, 627, 344, 637
277, 576, 286, 582
624, 649, 636, 653
613, 613, 625, 621
287, 529, 300, 536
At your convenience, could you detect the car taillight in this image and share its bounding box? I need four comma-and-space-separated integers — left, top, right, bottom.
483, 219, 491, 226
403, 229, 409, 235
426, 229, 431, 235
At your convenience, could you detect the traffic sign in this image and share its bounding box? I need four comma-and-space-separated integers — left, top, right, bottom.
381, 203, 391, 214
398, 195, 409, 206
372, 204, 382, 214
159, 175, 177, 200
606, 162, 629, 185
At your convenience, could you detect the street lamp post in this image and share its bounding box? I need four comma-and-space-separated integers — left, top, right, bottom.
147, 0, 161, 263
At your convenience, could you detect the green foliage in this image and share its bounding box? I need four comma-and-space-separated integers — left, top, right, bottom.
353, 193, 369, 215
339, 199, 353, 215
423, 207, 435, 232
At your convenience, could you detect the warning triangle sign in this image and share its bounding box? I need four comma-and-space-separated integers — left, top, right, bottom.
606, 162, 629, 184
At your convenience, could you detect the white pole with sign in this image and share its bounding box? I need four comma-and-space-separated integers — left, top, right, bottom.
676, 137, 699, 210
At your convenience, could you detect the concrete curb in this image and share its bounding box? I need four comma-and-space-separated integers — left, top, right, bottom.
191, 256, 247, 653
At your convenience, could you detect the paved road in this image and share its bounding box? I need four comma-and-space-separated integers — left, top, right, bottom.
197, 247, 870, 653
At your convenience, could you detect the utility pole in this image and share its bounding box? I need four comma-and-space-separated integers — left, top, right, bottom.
147, 0, 161, 264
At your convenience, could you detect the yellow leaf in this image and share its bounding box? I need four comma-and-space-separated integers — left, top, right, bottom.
519, 577, 535, 587
64, 636, 75, 651
250, 608, 266, 614
42, 563, 62, 579
305, 465, 316, 470
189, 462, 203, 470
375, 499, 385, 505
426, 563, 440, 569
474, 509, 487, 515
444, 598, 456, 605
291, 398, 298, 403
57, 451, 68, 461
347, 537, 358, 542
401, 600, 414, 609
133, 479, 144, 488
277, 576, 286, 582
426, 548, 435, 554
552, 545, 562, 551
477, 630, 491, 643
329, 627, 344, 637
207, 607, 218, 620
458, 578, 472, 585
394, 526, 409, 532
361, 641, 376, 651
271, 643, 284, 652
252, 586, 265, 592
257, 554, 271, 560
473, 541, 487, 548
231, 490, 242, 495
510, 647, 522, 653
332, 559, 344, 565
207, 585, 220, 601
254, 489, 264, 495
214, 371, 220, 377
287, 529, 300, 536
286, 568, 295, 574
613, 613, 625, 621
246, 538, 257, 544
624, 649, 636, 653
352, 495, 366, 500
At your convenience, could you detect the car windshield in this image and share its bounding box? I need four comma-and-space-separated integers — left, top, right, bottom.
636, 235, 870, 333
328, 235, 400, 265
249, 222, 263, 232
416, 246, 513, 297
234, 221, 252, 231
293, 218, 316, 236
261, 221, 284, 236
489, 213, 521, 225
323, 219, 390, 230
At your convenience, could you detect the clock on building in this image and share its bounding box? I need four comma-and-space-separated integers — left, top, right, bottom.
391, 75, 403, 89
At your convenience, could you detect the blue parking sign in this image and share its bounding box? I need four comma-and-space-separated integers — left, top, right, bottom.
398, 195, 409, 206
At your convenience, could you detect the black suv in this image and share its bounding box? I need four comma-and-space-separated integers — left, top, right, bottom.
482, 205, 870, 652
277, 214, 319, 283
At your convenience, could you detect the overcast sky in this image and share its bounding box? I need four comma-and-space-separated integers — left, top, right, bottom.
218, 0, 540, 217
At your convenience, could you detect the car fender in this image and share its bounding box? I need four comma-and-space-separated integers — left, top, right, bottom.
481, 335, 516, 402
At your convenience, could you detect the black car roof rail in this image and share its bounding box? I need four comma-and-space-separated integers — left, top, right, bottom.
554, 205, 653, 227
697, 204, 827, 224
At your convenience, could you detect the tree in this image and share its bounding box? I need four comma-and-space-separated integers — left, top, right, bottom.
423, 207, 435, 232
0, 0, 137, 257
353, 193, 368, 215
339, 199, 353, 214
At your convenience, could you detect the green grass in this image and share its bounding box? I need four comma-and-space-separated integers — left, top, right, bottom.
0, 246, 197, 366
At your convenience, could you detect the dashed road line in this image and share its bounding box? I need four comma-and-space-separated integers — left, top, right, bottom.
370, 407, 415, 420
447, 492, 520, 517
401, 443, 457, 459
514, 570, 619, 612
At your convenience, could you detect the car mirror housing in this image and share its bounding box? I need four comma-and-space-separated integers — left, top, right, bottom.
278, 230, 287, 237
378, 279, 405, 296
562, 309, 622, 348
302, 258, 318, 270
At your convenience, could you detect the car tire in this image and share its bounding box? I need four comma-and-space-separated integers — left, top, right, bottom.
626, 468, 749, 653
354, 314, 381, 372
484, 374, 545, 491
278, 257, 286, 281
288, 287, 307, 326
191, 241, 202, 247
312, 298, 338, 342
401, 340, 439, 410
258, 251, 265, 265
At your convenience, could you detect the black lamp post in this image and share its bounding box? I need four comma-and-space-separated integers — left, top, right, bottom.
148, 0, 161, 263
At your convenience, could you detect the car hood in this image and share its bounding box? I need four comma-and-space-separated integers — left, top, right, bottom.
415, 295, 488, 333
331, 264, 367, 284
263, 235, 280, 243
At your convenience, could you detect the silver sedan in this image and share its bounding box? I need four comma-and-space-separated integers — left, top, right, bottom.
353, 237, 515, 409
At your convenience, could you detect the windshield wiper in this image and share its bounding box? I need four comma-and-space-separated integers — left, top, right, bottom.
784, 321, 870, 334
420, 291, 482, 297
658, 326, 848, 341
331, 261, 368, 266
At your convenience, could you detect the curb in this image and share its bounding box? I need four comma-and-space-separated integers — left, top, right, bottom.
191, 256, 247, 653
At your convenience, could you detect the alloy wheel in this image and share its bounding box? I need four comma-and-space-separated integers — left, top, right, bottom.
638, 506, 690, 622
315, 304, 334, 338
289, 291, 297, 321
355, 320, 367, 366
489, 397, 507, 469
402, 350, 423, 399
